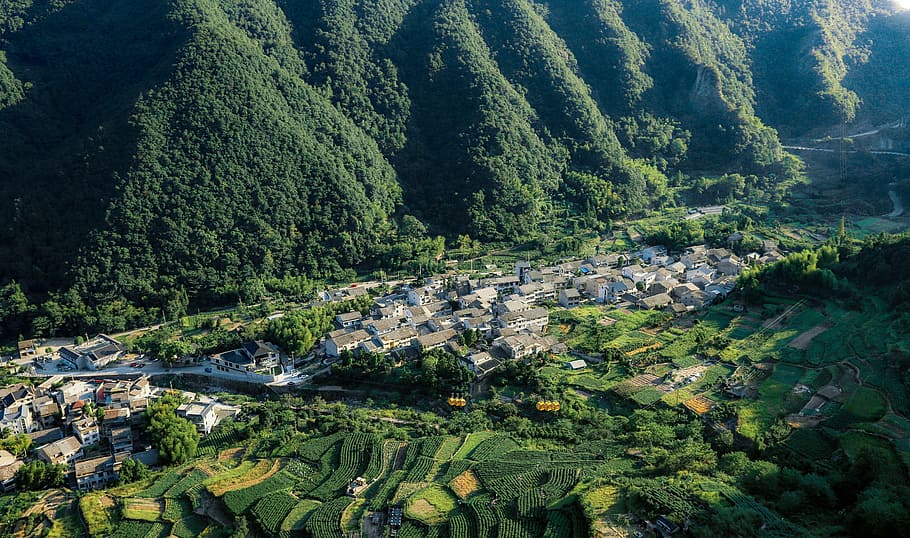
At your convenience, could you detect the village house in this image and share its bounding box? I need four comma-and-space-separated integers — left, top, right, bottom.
211, 340, 281, 373
32, 395, 60, 429
376, 327, 419, 352
407, 286, 438, 306
460, 352, 501, 379
415, 329, 458, 352
53, 380, 95, 407
366, 318, 400, 336
16, 339, 37, 359
480, 275, 521, 293
499, 307, 549, 333
495, 333, 558, 360
335, 311, 363, 329
641, 245, 668, 264
36, 436, 83, 466
602, 280, 632, 303
58, 334, 124, 370
460, 314, 495, 335
558, 288, 582, 308
72, 417, 100, 447
716, 255, 744, 276
75, 454, 124, 491
177, 402, 219, 435
681, 247, 708, 270
322, 286, 368, 303
680, 290, 717, 310
326, 329, 372, 357
457, 286, 498, 310
518, 282, 556, 305
101, 408, 131, 437
109, 426, 133, 455
0, 403, 33, 435
636, 293, 673, 310
685, 266, 716, 288
0, 450, 23, 493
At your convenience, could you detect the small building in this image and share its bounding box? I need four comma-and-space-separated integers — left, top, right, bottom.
101, 408, 131, 436
567, 359, 587, 371
415, 329, 458, 353
637, 293, 673, 310
335, 311, 363, 329
35, 436, 83, 466
326, 329, 373, 357
0, 403, 34, 436
177, 402, 218, 435
109, 426, 133, 455
212, 340, 281, 372
72, 417, 100, 447
558, 288, 581, 309
16, 339, 37, 359
0, 450, 23, 493
58, 335, 124, 370
460, 352, 501, 379
74, 455, 123, 491
498, 307, 549, 333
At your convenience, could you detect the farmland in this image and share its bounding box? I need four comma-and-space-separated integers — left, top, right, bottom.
98, 431, 620, 537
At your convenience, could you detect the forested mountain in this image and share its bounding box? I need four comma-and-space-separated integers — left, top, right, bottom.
0, 0, 907, 334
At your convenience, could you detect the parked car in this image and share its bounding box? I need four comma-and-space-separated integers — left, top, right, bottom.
204, 367, 212, 373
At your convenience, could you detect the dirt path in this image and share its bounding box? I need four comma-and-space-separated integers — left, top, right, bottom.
392, 444, 408, 471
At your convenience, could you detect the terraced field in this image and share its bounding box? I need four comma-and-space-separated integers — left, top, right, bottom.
105, 432, 604, 537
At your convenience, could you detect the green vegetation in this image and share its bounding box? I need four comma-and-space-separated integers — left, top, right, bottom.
145, 394, 200, 464
0, 0, 868, 338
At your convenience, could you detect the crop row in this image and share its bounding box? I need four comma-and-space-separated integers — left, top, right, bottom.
517, 489, 547, 518
397, 520, 428, 538
499, 450, 550, 464
405, 456, 435, 483
110, 520, 155, 538
543, 468, 579, 496
363, 436, 386, 481
194, 428, 241, 457
369, 470, 406, 510
303, 496, 353, 538
136, 468, 184, 498
252, 491, 298, 534
165, 469, 209, 499
307, 433, 371, 500
468, 435, 520, 461
442, 460, 472, 484
296, 431, 347, 463
223, 471, 296, 515
162, 497, 191, 523
418, 436, 447, 458
480, 470, 546, 502
448, 510, 476, 538
499, 516, 544, 538
185, 484, 205, 512
468, 494, 497, 537
279, 499, 321, 537
171, 515, 207, 538
543, 510, 572, 538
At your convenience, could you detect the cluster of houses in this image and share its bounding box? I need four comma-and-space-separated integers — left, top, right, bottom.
324, 273, 564, 381
0, 376, 237, 492
321, 238, 780, 378
570, 243, 755, 313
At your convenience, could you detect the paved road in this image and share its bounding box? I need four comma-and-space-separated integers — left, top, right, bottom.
783, 145, 910, 157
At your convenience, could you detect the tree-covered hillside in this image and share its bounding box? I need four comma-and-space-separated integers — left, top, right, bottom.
0, 0, 906, 333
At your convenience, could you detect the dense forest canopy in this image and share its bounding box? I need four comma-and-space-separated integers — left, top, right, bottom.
0, 0, 908, 335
